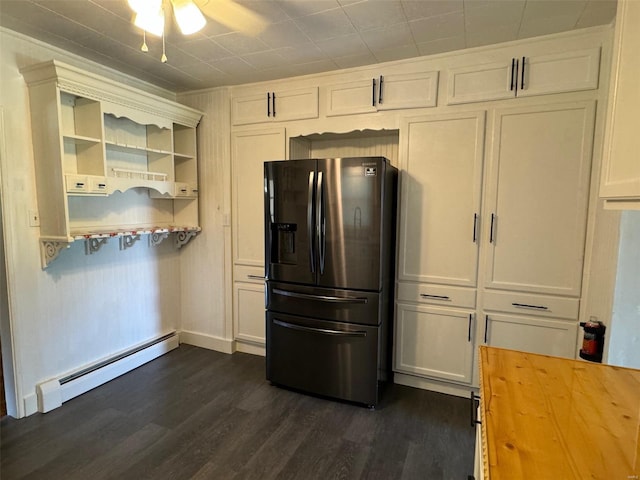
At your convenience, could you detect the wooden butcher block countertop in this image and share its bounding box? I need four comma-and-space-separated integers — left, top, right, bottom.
479, 346, 640, 480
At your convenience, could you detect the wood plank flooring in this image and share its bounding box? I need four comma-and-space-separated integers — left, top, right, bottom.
0, 345, 474, 479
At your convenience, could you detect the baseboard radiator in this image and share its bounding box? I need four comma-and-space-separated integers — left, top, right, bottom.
36, 332, 179, 413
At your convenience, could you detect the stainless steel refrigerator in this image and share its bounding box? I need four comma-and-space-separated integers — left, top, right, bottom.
264, 156, 397, 407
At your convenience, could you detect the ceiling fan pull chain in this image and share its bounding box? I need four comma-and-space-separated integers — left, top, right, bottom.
161, 24, 167, 63
140, 30, 149, 52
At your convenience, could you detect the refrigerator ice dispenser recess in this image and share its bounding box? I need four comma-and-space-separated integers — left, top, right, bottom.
271, 223, 297, 265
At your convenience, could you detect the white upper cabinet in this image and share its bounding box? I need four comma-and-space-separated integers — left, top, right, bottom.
231, 127, 285, 267
398, 111, 485, 287
600, 0, 640, 208
231, 87, 318, 126
326, 71, 438, 117
446, 47, 600, 105
483, 101, 595, 297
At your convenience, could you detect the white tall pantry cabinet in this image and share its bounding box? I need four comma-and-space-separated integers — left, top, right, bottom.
217, 27, 612, 392
231, 128, 285, 352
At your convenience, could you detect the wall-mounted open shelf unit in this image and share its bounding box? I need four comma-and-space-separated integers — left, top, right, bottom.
21, 60, 203, 268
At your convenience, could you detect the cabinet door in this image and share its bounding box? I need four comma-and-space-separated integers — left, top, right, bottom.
446, 48, 600, 105
484, 102, 595, 297
233, 281, 266, 345
231, 128, 285, 267
377, 71, 438, 111
446, 61, 514, 105
600, 0, 640, 202
325, 79, 378, 117
231, 87, 318, 126
395, 303, 475, 384
518, 48, 600, 99
398, 111, 485, 286
482, 312, 578, 358
272, 87, 319, 123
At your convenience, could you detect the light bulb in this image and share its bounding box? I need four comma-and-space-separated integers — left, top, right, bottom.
172, 0, 206, 35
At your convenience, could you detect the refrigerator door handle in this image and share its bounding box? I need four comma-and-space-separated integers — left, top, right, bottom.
308, 171, 315, 273
272, 288, 368, 304
317, 171, 326, 275
273, 319, 367, 337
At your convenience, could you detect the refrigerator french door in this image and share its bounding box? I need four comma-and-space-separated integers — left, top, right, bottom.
264, 157, 397, 406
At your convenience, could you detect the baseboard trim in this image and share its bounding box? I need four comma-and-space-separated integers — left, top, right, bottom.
35, 333, 179, 414
179, 330, 234, 354
235, 341, 265, 357
393, 372, 477, 398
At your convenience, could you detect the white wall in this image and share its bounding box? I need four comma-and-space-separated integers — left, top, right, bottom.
0, 28, 182, 417
608, 210, 640, 369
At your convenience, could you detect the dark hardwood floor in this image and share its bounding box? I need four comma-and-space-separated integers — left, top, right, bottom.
0, 345, 474, 479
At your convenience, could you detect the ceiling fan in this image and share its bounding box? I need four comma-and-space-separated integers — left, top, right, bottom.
128, 0, 266, 62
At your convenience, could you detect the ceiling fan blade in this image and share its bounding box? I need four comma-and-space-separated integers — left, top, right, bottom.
195, 0, 267, 36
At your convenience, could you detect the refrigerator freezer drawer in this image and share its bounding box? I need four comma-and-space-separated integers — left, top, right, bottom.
266, 312, 380, 406
266, 281, 382, 326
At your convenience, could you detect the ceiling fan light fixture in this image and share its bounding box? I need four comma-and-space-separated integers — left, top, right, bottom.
171, 0, 206, 35
128, 0, 162, 15
134, 7, 165, 37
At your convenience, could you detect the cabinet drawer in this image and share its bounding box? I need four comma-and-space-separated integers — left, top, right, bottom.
397, 282, 476, 309
88, 176, 108, 194
66, 174, 88, 193
234, 264, 265, 283
483, 290, 579, 319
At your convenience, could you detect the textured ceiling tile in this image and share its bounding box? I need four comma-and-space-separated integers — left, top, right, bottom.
466, 25, 519, 47
177, 37, 234, 62
372, 43, 420, 62
359, 22, 413, 51
241, 49, 288, 70
576, 0, 617, 28
258, 19, 311, 48
342, 0, 406, 31
521, 0, 587, 23
409, 11, 465, 44
293, 8, 357, 41
210, 56, 256, 75
210, 32, 270, 56
316, 33, 370, 57
288, 58, 339, 76
463, 1, 524, 30
401, 0, 464, 19
519, 14, 582, 38
234, 0, 291, 23
273, 43, 328, 63
275, 0, 342, 18
416, 35, 466, 55
333, 51, 378, 68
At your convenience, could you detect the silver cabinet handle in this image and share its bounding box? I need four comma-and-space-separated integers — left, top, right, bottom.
273, 319, 366, 337
247, 275, 265, 280
419, 294, 450, 300
272, 288, 367, 304
512, 302, 548, 310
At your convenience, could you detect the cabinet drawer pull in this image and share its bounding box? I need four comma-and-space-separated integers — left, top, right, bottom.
247, 274, 265, 280
75, 182, 85, 188
97, 183, 106, 188
470, 392, 481, 427
419, 294, 450, 300
512, 302, 548, 310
